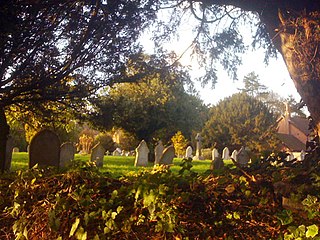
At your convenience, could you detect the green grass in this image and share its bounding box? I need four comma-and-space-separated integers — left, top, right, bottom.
11, 152, 223, 177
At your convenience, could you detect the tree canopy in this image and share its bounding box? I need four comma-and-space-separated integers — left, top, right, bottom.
90, 53, 207, 143
202, 92, 279, 153
1, 0, 319, 170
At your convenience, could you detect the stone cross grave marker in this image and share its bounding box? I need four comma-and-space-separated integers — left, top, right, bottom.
222, 147, 230, 160
60, 142, 75, 168
135, 140, 149, 167
90, 143, 105, 167
185, 146, 193, 159
29, 129, 60, 168
193, 133, 203, 160
159, 145, 175, 165
154, 140, 164, 165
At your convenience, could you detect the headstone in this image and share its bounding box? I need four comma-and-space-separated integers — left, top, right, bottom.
231, 150, 238, 161
193, 133, 203, 160
12, 147, 19, 153
185, 146, 193, 159
29, 129, 60, 168
211, 156, 224, 170
212, 148, 219, 161
112, 148, 121, 156
134, 140, 149, 167
286, 152, 294, 161
159, 145, 175, 165
121, 150, 126, 156
5, 137, 14, 171
237, 146, 250, 167
154, 140, 164, 165
90, 143, 105, 167
222, 147, 230, 160
60, 142, 75, 168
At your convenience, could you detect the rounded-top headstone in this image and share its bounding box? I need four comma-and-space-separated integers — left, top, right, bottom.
29, 129, 60, 168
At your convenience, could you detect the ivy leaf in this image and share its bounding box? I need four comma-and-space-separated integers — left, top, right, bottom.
69, 218, 80, 237
306, 224, 318, 238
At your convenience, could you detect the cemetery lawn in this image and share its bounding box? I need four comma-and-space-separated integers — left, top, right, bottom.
11, 152, 221, 177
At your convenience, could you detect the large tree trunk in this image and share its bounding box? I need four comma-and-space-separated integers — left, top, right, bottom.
261, 10, 320, 133
0, 106, 10, 172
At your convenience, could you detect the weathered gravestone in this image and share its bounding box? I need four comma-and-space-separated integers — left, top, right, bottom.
193, 133, 203, 160
222, 147, 230, 160
134, 140, 149, 167
185, 146, 193, 159
112, 148, 121, 156
231, 150, 238, 161
90, 143, 105, 167
12, 147, 19, 153
60, 142, 75, 168
212, 148, 219, 161
237, 146, 250, 167
159, 145, 175, 165
5, 137, 14, 171
211, 148, 223, 170
154, 140, 164, 165
29, 129, 60, 168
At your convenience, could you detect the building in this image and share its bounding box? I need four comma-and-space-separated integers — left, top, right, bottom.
276, 103, 309, 151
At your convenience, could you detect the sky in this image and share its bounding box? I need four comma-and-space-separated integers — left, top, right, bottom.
142, 36, 301, 106
140, 9, 301, 106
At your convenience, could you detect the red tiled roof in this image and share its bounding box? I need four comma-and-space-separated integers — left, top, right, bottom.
290, 116, 309, 135
277, 133, 306, 151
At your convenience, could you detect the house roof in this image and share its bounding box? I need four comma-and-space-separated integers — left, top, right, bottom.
277, 133, 306, 151
289, 116, 309, 135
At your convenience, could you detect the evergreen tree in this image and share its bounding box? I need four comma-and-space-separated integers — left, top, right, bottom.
202, 93, 279, 153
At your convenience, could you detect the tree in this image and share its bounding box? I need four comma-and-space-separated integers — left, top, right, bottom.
0, 1, 159, 170
90, 53, 207, 143
202, 93, 279, 153
149, 0, 320, 133
239, 72, 306, 117
171, 131, 188, 158
238, 72, 268, 98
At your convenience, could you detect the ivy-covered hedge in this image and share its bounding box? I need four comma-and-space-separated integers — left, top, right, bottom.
0, 158, 320, 239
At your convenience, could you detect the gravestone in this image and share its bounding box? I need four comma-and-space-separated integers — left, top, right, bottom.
90, 143, 105, 167
193, 133, 203, 160
237, 146, 250, 167
60, 142, 75, 168
154, 140, 164, 165
159, 145, 175, 165
112, 148, 121, 156
222, 147, 230, 160
231, 150, 238, 161
300, 150, 306, 161
12, 147, 19, 153
134, 140, 149, 167
121, 150, 126, 156
212, 148, 219, 161
286, 152, 294, 161
185, 146, 193, 159
211, 148, 223, 170
29, 129, 60, 168
5, 137, 14, 171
